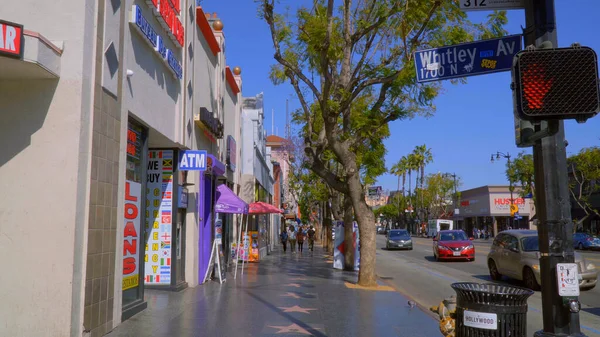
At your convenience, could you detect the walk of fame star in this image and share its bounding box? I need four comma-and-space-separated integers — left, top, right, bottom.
268, 323, 314, 335
278, 305, 317, 314
281, 292, 301, 299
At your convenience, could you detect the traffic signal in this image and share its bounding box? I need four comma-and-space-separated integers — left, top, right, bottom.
512, 46, 600, 122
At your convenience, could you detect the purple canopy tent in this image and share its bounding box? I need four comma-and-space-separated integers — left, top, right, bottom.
214, 184, 249, 214
213, 184, 249, 279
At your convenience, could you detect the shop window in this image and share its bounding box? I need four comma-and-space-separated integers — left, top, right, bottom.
122, 118, 147, 309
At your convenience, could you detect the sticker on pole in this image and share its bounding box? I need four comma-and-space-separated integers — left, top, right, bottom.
463, 310, 497, 330
557, 263, 580, 297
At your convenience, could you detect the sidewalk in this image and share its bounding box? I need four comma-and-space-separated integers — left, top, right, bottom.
106, 246, 441, 337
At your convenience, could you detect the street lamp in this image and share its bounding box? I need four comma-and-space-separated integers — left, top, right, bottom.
490, 151, 514, 230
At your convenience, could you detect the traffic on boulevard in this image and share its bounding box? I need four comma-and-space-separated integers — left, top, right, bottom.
376, 233, 600, 337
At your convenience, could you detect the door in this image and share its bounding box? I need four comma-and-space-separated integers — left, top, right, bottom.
498, 234, 521, 277
175, 210, 185, 283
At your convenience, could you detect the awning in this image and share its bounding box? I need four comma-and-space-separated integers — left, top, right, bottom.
206, 154, 226, 176
0, 22, 62, 79
214, 184, 248, 214
249, 201, 283, 215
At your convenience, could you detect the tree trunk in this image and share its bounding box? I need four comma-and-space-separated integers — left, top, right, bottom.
343, 194, 355, 271
325, 201, 333, 254
346, 170, 377, 286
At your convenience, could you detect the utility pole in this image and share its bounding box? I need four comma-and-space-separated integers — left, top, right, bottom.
524, 0, 582, 335
491, 152, 514, 229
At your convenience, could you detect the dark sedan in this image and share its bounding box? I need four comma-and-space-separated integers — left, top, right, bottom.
386, 229, 413, 250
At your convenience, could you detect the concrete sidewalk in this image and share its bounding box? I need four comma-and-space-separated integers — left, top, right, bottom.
106, 247, 441, 337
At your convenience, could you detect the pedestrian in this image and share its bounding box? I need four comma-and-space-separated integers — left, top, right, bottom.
297, 228, 305, 253
307, 226, 316, 251
288, 225, 297, 254
280, 230, 288, 252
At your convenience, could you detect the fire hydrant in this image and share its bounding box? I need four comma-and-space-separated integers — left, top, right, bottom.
430, 295, 457, 337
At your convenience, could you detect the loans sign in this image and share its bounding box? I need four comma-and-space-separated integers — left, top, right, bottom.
414, 35, 522, 83
123, 180, 141, 290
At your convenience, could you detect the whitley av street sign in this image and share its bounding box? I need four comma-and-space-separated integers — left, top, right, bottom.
459, 0, 525, 11
414, 35, 522, 83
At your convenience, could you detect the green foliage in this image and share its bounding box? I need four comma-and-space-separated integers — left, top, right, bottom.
568, 147, 600, 222
420, 173, 462, 219
374, 203, 400, 220
505, 152, 535, 199
258, 0, 509, 197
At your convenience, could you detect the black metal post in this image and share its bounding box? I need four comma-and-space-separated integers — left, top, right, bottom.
524, 0, 582, 336
491, 152, 514, 230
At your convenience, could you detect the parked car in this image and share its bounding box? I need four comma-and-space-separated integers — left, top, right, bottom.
432, 230, 475, 261
488, 230, 597, 291
377, 225, 387, 234
386, 229, 413, 250
573, 232, 600, 250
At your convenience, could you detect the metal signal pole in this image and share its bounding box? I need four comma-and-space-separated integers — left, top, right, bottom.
523, 0, 583, 335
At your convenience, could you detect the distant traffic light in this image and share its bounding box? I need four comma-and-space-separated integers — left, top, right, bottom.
512, 46, 600, 122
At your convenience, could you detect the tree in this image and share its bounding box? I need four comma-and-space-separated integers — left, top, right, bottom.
568, 147, 600, 228
390, 156, 409, 226
505, 152, 535, 200
422, 173, 461, 219
258, 0, 507, 286
412, 144, 433, 222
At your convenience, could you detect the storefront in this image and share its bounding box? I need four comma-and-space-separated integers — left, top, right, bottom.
456, 185, 534, 237
122, 118, 148, 318
198, 154, 226, 282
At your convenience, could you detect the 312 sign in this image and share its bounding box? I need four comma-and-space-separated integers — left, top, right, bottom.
460, 0, 524, 11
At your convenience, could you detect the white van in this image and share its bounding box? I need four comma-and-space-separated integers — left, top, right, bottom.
427, 219, 453, 237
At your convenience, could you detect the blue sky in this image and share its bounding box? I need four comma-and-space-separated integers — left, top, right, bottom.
202, 0, 600, 191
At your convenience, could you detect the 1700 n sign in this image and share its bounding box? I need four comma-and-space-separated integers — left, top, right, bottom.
460, 0, 525, 11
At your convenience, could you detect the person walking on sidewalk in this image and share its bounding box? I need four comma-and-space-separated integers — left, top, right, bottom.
280, 230, 288, 252
297, 228, 305, 253
307, 226, 316, 251
288, 225, 297, 254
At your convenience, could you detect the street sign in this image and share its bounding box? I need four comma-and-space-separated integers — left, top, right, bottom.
509, 204, 519, 215
557, 263, 580, 297
459, 0, 525, 11
414, 35, 522, 83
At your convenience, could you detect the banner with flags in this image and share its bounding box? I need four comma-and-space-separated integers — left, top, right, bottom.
145, 149, 173, 285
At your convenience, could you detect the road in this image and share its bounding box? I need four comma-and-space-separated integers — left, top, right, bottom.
375, 235, 600, 336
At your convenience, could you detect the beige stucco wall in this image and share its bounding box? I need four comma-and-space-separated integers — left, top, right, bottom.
123, 0, 184, 145
0, 0, 98, 336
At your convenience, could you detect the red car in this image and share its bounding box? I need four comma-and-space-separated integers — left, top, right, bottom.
433, 230, 475, 262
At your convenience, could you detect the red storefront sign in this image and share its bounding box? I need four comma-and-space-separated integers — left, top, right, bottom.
493, 197, 525, 205
0, 20, 24, 59
147, 0, 184, 47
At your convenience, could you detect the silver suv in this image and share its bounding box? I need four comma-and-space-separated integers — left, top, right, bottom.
487, 230, 597, 291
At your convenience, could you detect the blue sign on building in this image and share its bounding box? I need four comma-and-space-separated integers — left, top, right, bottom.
414, 35, 522, 83
178, 150, 207, 171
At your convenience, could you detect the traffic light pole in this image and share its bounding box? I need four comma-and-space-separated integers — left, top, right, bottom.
525, 0, 584, 336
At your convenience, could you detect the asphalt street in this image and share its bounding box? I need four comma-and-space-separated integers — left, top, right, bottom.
375, 235, 600, 337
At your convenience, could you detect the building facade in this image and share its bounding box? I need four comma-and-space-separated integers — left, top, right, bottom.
0, 2, 244, 336
241, 93, 275, 259
266, 135, 296, 227
455, 185, 536, 237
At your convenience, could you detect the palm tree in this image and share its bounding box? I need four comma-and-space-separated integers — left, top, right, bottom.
412, 145, 433, 223
390, 156, 409, 227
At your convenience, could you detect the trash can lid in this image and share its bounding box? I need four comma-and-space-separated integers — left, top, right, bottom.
451, 282, 534, 303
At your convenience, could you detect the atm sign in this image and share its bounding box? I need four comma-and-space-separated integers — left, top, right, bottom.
0, 20, 24, 59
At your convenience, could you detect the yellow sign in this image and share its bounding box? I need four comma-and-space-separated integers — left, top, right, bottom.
510, 204, 519, 215
122, 275, 139, 290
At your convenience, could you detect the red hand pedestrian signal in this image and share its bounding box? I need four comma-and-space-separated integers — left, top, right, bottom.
521, 63, 553, 110
512, 46, 600, 122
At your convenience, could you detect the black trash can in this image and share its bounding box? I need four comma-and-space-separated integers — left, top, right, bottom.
451, 282, 534, 337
